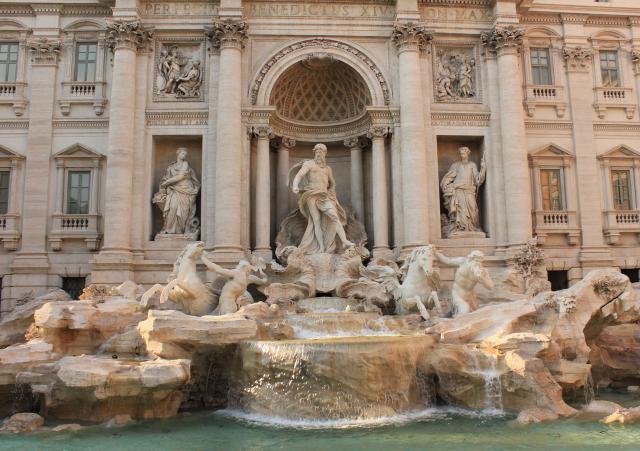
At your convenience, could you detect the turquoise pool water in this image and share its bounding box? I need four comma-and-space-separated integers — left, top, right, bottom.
1, 408, 639, 451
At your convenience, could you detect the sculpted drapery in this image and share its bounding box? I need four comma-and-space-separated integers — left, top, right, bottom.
440, 146, 487, 235
290, 144, 354, 254
154, 148, 200, 235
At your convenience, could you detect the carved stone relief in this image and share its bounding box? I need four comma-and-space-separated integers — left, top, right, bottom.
434, 47, 477, 102
154, 41, 205, 101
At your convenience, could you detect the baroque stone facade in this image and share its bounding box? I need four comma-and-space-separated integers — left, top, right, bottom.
1, 0, 640, 312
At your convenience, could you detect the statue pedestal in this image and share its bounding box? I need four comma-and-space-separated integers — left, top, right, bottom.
154, 231, 200, 242
447, 231, 486, 239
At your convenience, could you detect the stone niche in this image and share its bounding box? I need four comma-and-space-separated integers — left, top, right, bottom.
151, 135, 202, 240
437, 136, 487, 238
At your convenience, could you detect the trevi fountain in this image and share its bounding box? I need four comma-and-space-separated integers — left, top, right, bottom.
2, 0, 640, 449
1, 143, 640, 450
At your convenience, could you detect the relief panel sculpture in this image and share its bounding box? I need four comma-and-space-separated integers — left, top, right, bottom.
434, 47, 477, 102
154, 41, 204, 100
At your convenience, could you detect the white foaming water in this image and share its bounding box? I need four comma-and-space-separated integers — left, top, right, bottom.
216, 407, 507, 430
468, 350, 504, 411
291, 326, 402, 340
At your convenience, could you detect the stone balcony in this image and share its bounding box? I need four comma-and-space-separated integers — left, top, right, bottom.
533, 210, 580, 245
593, 86, 636, 120
523, 84, 567, 118
0, 213, 21, 250
603, 209, 640, 245
0, 82, 28, 116
59, 81, 107, 116
48, 213, 101, 251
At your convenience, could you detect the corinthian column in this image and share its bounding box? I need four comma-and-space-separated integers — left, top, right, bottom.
207, 19, 248, 261
344, 137, 365, 222
251, 125, 274, 260
481, 26, 531, 248
391, 23, 432, 251
276, 137, 295, 226
368, 126, 391, 257
100, 20, 152, 258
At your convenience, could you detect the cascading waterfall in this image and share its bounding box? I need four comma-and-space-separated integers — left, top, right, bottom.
229, 336, 435, 421
469, 350, 504, 412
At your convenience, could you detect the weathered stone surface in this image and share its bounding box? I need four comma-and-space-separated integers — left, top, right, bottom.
0, 413, 44, 434
602, 406, 640, 424
516, 407, 559, 425
0, 290, 71, 348
138, 309, 258, 359
590, 323, 640, 387
34, 298, 147, 354
22, 355, 190, 422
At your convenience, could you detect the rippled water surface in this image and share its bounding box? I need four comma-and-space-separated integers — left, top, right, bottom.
2, 408, 640, 451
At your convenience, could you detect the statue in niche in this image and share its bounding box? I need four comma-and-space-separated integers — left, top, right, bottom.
436, 49, 476, 100
157, 45, 202, 98
289, 143, 355, 254
440, 146, 487, 237
153, 147, 200, 238
435, 249, 494, 316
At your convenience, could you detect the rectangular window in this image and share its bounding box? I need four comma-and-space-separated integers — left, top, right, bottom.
0, 42, 18, 82
600, 50, 620, 87
74, 43, 97, 82
540, 168, 563, 211
0, 171, 9, 215
530, 48, 553, 85
611, 169, 633, 210
548, 270, 569, 291
66, 171, 90, 214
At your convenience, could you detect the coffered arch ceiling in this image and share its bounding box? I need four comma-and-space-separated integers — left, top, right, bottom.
270, 56, 372, 125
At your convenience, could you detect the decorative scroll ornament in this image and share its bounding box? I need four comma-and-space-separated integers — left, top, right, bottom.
367, 125, 390, 139
250, 125, 274, 139
481, 25, 524, 52
391, 22, 433, 52
631, 49, 640, 74
27, 37, 61, 64
562, 46, 593, 71
105, 20, 153, 51
205, 19, 248, 50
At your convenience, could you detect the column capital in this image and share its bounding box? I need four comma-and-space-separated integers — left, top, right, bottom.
367, 126, 390, 139
344, 136, 367, 149
481, 25, 524, 56
27, 37, 61, 66
279, 136, 296, 149
206, 19, 248, 51
632, 49, 640, 75
391, 22, 432, 53
105, 19, 153, 52
250, 125, 274, 140
562, 46, 593, 73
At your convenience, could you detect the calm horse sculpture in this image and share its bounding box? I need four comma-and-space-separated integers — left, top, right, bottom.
394, 245, 443, 320
141, 241, 216, 316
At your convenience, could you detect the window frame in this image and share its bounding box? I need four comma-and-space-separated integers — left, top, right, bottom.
599, 49, 621, 88
610, 168, 635, 211
0, 42, 19, 83
539, 167, 565, 211
530, 47, 554, 86
65, 169, 91, 215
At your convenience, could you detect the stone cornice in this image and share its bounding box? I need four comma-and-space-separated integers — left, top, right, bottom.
27, 37, 62, 66
419, 0, 489, 5
145, 111, 208, 126
560, 14, 588, 25
431, 111, 490, 127
563, 46, 593, 72
206, 19, 248, 51
391, 22, 433, 53
105, 20, 154, 51
31, 4, 63, 14
481, 26, 524, 54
